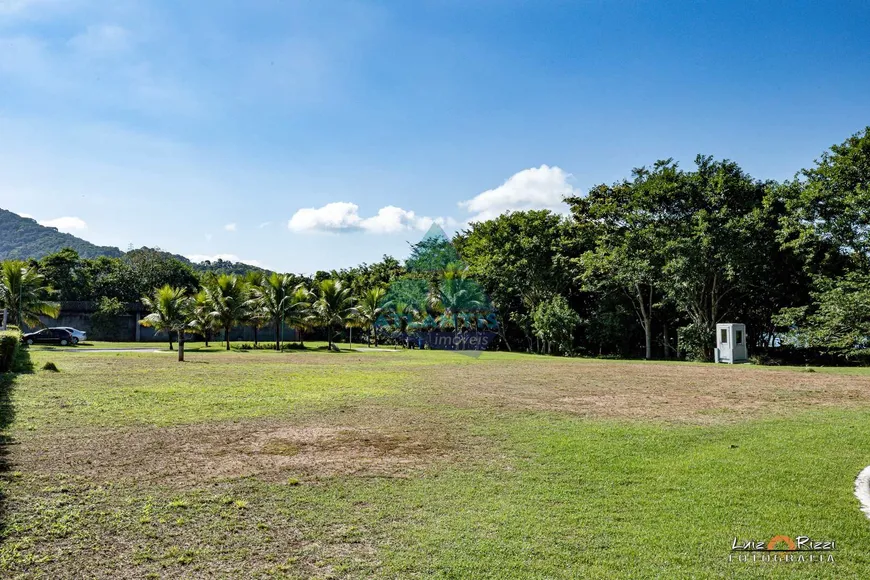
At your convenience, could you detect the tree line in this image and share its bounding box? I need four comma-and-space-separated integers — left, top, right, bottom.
2, 127, 869, 362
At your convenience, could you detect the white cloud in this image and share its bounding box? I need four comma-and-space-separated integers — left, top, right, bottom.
19, 212, 33, 219
186, 253, 263, 267
288, 202, 360, 232
224, 223, 237, 232
38, 216, 88, 232
258, 221, 271, 229
288, 202, 446, 234
361, 206, 440, 234
459, 165, 577, 222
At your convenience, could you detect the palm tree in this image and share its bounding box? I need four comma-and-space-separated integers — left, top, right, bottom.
288, 286, 314, 347
140, 285, 192, 361
188, 290, 218, 347
245, 307, 269, 346
252, 273, 306, 351
312, 279, 354, 351
354, 287, 391, 347
206, 274, 250, 350
346, 309, 363, 348
429, 271, 485, 333
0, 261, 60, 327
390, 300, 418, 348
244, 271, 267, 345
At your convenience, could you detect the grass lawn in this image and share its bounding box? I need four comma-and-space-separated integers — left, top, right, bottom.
2, 344, 870, 578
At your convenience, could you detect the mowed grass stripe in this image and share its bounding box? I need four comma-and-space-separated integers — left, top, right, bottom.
371, 411, 870, 578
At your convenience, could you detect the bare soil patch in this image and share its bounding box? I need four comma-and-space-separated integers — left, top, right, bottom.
429, 359, 870, 423
16, 407, 464, 486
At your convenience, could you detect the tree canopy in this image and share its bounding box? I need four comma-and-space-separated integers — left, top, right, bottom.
6, 126, 870, 363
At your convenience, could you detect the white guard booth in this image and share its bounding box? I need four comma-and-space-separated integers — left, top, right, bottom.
714, 323, 747, 364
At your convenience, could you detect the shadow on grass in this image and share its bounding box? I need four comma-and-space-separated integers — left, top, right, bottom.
0, 346, 30, 541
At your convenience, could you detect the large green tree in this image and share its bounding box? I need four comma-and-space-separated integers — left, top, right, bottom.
567, 167, 675, 360
781, 127, 870, 274
38, 248, 92, 301
771, 127, 870, 358
774, 273, 870, 359
455, 210, 576, 352
126, 248, 200, 298
657, 157, 772, 359
84, 256, 137, 302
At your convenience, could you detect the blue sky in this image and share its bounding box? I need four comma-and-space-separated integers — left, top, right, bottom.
1, 0, 869, 273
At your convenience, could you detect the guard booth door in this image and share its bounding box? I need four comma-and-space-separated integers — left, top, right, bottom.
718, 327, 731, 362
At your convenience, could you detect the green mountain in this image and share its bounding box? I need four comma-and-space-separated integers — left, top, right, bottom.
0, 209, 267, 274
0, 208, 124, 260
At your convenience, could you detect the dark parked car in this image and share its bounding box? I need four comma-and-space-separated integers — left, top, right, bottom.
21, 328, 74, 346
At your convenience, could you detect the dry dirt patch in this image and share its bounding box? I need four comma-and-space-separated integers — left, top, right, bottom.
16, 409, 462, 486
429, 359, 870, 423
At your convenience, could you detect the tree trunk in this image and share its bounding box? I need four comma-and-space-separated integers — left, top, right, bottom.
497, 325, 511, 352
253, 326, 259, 347
275, 320, 281, 351
169, 331, 174, 351
225, 327, 230, 351
663, 322, 670, 359
644, 322, 652, 360
628, 284, 654, 360
178, 330, 185, 362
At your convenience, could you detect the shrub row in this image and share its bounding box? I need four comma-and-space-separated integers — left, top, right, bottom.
231, 342, 307, 351
0, 329, 21, 373
750, 345, 870, 367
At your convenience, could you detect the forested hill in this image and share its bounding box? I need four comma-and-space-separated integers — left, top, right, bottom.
132, 247, 269, 276
0, 208, 124, 260
0, 208, 266, 275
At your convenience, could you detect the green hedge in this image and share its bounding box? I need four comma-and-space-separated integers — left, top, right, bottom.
0, 329, 21, 373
